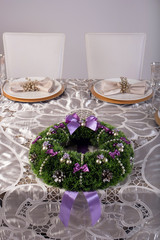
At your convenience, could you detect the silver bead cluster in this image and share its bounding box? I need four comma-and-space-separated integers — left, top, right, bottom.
47, 128, 55, 135
60, 152, 72, 165
39, 157, 49, 175
96, 159, 102, 164
113, 129, 119, 136
52, 170, 66, 183
22, 79, 39, 92
117, 143, 124, 152
42, 141, 50, 150
96, 154, 108, 164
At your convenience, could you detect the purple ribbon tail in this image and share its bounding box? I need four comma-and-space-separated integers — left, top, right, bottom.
59, 191, 78, 227
59, 191, 101, 227
84, 191, 101, 225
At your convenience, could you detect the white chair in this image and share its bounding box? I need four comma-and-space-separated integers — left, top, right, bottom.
85, 33, 146, 79
3, 32, 65, 79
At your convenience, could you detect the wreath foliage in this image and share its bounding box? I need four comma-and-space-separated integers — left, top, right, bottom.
29, 114, 134, 191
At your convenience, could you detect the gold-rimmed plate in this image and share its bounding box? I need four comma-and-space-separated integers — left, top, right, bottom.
155, 110, 160, 126
3, 77, 65, 102
91, 78, 153, 104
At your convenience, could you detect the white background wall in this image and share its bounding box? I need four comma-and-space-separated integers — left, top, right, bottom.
0, 0, 160, 79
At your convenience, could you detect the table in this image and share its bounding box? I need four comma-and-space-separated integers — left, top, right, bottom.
0, 79, 160, 240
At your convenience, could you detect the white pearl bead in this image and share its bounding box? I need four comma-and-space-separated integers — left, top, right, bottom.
96, 159, 101, 164
66, 160, 72, 164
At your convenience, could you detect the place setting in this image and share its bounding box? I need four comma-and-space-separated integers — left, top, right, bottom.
2, 76, 65, 102
91, 76, 153, 104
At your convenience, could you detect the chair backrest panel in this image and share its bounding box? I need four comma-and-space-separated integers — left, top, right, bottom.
85, 33, 146, 79
3, 32, 65, 79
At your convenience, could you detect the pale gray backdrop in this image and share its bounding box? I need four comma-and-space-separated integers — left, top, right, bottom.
0, 0, 160, 79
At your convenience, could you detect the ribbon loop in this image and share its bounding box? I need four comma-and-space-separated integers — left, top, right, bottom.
65, 113, 81, 135
85, 116, 98, 131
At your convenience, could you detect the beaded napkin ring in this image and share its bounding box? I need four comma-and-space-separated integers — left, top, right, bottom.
22, 78, 39, 92
120, 77, 130, 93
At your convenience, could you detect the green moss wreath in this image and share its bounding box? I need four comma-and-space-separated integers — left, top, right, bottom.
29, 113, 134, 191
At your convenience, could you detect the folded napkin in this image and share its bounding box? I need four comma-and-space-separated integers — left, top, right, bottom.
99, 79, 147, 96
10, 77, 55, 93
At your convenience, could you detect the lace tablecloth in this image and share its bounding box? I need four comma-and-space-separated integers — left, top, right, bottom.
0, 79, 160, 240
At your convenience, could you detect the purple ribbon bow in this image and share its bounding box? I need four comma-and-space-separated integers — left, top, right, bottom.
73, 163, 89, 173
65, 113, 98, 135
46, 149, 58, 156
109, 149, 120, 159
59, 191, 101, 227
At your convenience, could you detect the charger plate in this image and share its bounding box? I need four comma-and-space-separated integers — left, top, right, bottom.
3, 77, 65, 103
91, 78, 153, 104
155, 110, 160, 126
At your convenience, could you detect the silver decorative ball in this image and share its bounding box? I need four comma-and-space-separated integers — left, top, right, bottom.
60, 157, 64, 163
66, 159, 72, 164
96, 159, 102, 164
42, 146, 47, 150
114, 132, 118, 136
119, 148, 124, 152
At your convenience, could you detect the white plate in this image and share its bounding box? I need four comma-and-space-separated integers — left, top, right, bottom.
3, 77, 64, 102
92, 78, 152, 104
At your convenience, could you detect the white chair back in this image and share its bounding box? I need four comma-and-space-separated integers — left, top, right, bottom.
85, 33, 146, 79
3, 32, 65, 79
